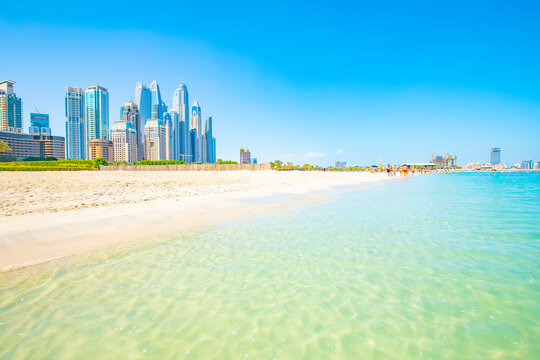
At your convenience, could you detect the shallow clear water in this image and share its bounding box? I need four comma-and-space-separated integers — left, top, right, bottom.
1, 173, 539, 359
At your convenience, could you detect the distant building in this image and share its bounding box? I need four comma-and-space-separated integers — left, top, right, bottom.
0, 131, 65, 159
163, 112, 175, 160
431, 153, 456, 167
29, 113, 51, 135
85, 85, 109, 153
204, 116, 216, 163
172, 83, 190, 161
0, 80, 23, 133
65, 86, 86, 159
89, 139, 113, 162
111, 122, 137, 164
534, 162, 540, 170
240, 148, 251, 164
490, 147, 501, 165
335, 161, 346, 168
121, 102, 143, 162
521, 160, 533, 170
190, 101, 203, 163
150, 81, 164, 120
135, 82, 152, 128
144, 119, 166, 161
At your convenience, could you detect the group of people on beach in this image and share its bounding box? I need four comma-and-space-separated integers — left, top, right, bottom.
385, 164, 430, 178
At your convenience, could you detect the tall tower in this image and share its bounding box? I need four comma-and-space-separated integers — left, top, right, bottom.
205, 117, 216, 163
190, 100, 202, 163
65, 87, 86, 159
0, 80, 23, 133
135, 82, 151, 128
172, 84, 190, 161
85, 85, 109, 153
150, 81, 163, 120
121, 102, 142, 162
490, 147, 501, 165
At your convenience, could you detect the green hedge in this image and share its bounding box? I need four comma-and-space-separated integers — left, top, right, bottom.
134, 160, 187, 165
0, 159, 97, 171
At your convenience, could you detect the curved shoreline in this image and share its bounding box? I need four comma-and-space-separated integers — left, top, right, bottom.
0, 171, 398, 272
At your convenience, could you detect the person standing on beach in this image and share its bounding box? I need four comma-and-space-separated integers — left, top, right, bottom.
386, 164, 392, 176
402, 164, 409, 178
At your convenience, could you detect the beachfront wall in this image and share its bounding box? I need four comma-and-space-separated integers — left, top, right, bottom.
100, 163, 271, 171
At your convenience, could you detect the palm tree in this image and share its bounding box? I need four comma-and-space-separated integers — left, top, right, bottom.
0, 140, 11, 152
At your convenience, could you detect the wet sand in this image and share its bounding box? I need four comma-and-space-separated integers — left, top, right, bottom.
0, 171, 391, 271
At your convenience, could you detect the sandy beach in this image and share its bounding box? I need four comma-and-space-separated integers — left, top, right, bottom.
0, 170, 391, 271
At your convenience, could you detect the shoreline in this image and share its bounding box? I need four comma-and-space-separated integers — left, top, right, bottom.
0, 171, 397, 272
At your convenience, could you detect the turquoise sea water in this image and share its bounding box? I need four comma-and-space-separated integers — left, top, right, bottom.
1, 173, 539, 359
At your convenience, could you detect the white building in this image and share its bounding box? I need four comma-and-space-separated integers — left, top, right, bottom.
111, 121, 137, 164
144, 119, 166, 161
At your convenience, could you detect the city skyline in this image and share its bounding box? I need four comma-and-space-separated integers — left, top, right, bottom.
1, 1, 539, 165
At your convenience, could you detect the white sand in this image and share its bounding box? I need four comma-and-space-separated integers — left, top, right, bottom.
0, 170, 392, 271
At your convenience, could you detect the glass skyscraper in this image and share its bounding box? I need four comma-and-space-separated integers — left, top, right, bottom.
135, 82, 151, 128
172, 84, 190, 162
490, 147, 501, 165
205, 116, 216, 163
190, 100, 202, 163
85, 85, 109, 150
150, 81, 164, 120
65, 86, 86, 159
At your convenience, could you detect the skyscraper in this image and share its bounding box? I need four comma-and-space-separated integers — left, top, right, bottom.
204, 116, 216, 163
0, 80, 23, 133
163, 112, 176, 160
150, 81, 163, 120
172, 84, 190, 161
490, 147, 501, 165
85, 86, 109, 155
190, 100, 202, 163
121, 102, 143, 161
29, 113, 51, 135
144, 119, 166, 161
521, 160, 533, 170
65, 86, 86, 159
135, 82, 151, 128
111, 121, 137, 164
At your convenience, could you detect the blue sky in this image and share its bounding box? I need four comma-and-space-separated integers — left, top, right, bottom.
1, 0, 539, 165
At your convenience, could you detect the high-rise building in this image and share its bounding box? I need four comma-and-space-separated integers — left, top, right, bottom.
85, 86, 109, 156
135, 82, 152, 128
172, 84, 190, 162
490, 147, 501, 165
521, 160, 533, 170
121, 102, 143, 161
89, 139, 113, 162
111, 121, 137, 164
190, 101, 202, 163
204, 117, 216, 163
150, 81, 163, 120
163, 112, 176, 160
144, 119, 166, 161
0, 80, 23, 133
534, 162, 540, 170
240, 148, 251, 164
29, 113, 51, 135
65, 86, 86, 159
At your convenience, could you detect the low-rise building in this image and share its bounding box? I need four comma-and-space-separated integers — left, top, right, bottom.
0, 130, 65, 159
89, 139, 113, 162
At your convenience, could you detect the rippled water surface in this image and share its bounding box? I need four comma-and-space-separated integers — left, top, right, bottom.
1, 173, 539, 359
